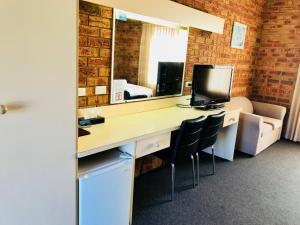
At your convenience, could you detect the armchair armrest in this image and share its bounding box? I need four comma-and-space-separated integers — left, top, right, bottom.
239, 112, 263, 131
236, 112, 263, 155
252, 101, 286, 121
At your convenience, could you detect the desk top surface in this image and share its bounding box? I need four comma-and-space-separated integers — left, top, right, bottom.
78, 105, 240, 158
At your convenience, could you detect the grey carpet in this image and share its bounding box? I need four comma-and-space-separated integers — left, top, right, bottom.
132, 140, 300, 225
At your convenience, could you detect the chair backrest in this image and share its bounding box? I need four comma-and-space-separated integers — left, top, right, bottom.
230, 97, 253, 113
170, 116, 206, 163
198, 111, 226, 150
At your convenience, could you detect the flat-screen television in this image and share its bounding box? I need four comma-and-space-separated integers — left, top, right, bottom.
156, 62, 184, 96
190, 65, 234, 107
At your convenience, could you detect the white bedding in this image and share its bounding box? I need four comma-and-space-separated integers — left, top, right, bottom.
125, 83, 153, 97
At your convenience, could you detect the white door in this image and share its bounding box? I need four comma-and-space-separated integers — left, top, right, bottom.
0, 1, 77, 225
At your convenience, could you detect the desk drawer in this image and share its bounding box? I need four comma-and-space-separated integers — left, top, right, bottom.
136, 133, 171, 158
223, 110, 240, 127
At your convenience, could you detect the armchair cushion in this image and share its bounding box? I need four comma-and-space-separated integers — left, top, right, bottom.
262, 116, 282, 130
262, 123, 274, 135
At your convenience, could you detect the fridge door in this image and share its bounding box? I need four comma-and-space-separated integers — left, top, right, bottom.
78, 158, 133, 225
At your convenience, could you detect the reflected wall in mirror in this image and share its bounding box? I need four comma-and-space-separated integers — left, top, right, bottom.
111, 10, 189, 103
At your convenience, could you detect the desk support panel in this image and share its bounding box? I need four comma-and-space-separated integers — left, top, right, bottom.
202, 123, 238, 161
119, 143, 136, 225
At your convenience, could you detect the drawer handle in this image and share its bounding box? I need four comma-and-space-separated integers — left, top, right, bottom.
0, 105, 8, 115
148, 142, 161, 149
229, 117, 235, 122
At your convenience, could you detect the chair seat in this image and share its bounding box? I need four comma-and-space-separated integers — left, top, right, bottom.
262, 123, 273, 135
198, 139, 216, 151
144, 115, 205, 200
154, 147, 192, 163
262, 116, 282, 130
154, 148, 171, 161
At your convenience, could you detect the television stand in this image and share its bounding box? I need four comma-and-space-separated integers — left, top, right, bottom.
195, 103, 225, 111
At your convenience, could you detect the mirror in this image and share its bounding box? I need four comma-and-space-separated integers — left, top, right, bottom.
111, 9, 189, 104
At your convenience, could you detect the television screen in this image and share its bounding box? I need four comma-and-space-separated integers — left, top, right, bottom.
191, 65, 234, 107
156, 62, 184, 96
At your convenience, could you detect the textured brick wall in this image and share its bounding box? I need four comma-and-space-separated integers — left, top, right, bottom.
252, 0, 300, 108
78, 1, 112, 107
114, 19, 143, 85
174, 0, 266, 97
78, 0, 267, 108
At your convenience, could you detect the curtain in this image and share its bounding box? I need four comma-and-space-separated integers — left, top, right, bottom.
285, 65, 300, 142
138, 24, 155, 89
138, 24, 188, 91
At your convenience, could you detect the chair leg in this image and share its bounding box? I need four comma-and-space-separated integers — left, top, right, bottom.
190, 154, 196, 188
195, 152, 199, 186
171, 163, 175, 201
212, 146, 216, 175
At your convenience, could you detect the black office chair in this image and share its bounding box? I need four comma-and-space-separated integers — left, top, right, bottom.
154, 116, 206, 200
196, 111, 225, 183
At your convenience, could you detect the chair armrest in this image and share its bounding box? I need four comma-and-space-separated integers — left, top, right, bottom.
252, 101, 286, 121
236, 112, 263, 155
239, 112, 263, 131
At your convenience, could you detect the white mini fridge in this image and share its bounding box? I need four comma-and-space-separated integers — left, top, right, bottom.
78, 150, 134, 225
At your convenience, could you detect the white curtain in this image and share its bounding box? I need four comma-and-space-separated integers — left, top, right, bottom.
285, 65, 300, 142
138, 24, 188, 90
138, 24, 155, 89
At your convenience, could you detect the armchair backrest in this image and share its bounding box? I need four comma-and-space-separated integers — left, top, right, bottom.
230, 97, 253, 113
252, 101, 286, 121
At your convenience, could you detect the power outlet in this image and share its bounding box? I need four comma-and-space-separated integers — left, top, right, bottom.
185, 81, 192, 88
78, 88, 86, 97
95, 86, 107, 95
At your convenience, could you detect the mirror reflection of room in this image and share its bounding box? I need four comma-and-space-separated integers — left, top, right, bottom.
112, 10, 188, 103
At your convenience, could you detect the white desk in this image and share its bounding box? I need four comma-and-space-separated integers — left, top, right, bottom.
78, 105, 241, 161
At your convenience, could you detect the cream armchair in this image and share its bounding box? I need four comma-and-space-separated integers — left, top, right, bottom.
230, 97, 286, 156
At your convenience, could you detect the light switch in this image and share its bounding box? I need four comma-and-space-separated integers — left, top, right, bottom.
185, 81, 192, 88
95, 86, 107, 95
78, 88, 86, 97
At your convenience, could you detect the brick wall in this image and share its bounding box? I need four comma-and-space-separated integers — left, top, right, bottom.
173, 0, 266, 97
78, 1, 112, 107
78, 0, 267, 108
114, 19, 143, 85
252, 0, 300, 108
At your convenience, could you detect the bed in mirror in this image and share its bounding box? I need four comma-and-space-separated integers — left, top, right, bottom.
111, 9, 189, 104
